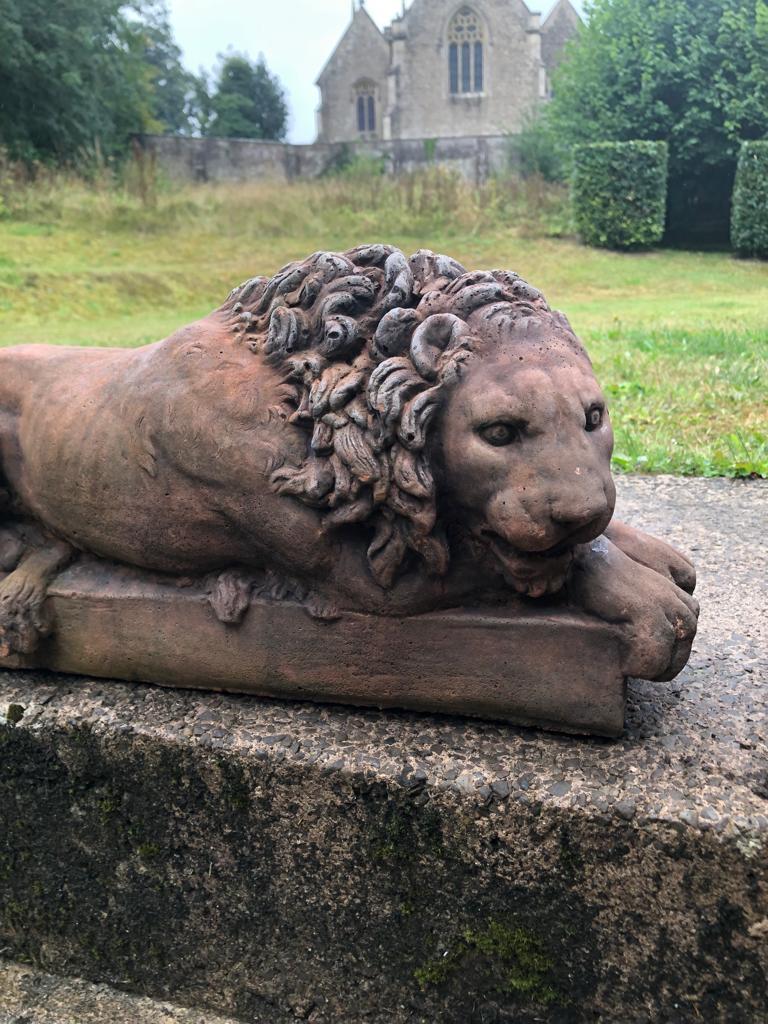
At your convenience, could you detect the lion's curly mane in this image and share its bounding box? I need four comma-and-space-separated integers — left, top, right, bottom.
219, 245, 587, 589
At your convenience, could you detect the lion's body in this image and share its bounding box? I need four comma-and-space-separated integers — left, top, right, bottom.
0, 245, 698, 679
0, 328, 335, 575
0, 327, 488, 615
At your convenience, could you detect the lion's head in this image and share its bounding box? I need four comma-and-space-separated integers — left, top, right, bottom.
219, 245, 615, 597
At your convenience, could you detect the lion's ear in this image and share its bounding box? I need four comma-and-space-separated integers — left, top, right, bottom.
410, 314, 470, 380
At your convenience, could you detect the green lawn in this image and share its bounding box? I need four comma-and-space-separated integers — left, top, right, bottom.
1, 177, 766, 476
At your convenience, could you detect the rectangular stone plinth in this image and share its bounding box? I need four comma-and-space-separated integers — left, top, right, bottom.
0, 561, 627, 737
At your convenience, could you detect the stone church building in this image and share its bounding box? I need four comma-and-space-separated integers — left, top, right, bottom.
316, 0, 580, 144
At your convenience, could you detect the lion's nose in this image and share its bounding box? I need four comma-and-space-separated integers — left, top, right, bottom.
550, 497, 611, 540
552, 505, 604, 528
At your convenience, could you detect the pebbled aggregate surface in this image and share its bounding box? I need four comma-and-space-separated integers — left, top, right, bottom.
0, 960, 243, 1024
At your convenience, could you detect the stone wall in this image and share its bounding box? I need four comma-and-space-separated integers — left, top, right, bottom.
137, 133, 513, 185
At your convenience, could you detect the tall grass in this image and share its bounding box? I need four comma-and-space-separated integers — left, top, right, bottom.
1, 156, 765, 477
0, 154, 571, 241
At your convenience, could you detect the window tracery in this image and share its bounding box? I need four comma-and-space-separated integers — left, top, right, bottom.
354, 79, 377, 135
448, 7, 484, 94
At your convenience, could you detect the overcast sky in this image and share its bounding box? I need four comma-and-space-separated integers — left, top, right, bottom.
166, 0, 580, 144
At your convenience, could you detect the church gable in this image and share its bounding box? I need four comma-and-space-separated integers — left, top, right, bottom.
316, 0, 581, 144
316, 6, 387, 87
541, 0, 581, 82
316, 5, 390, 143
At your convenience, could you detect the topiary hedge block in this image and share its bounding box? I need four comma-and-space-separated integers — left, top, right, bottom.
731, 140, 768, 258
572, 141, 668, 250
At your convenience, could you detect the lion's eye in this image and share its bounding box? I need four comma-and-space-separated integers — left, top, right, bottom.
480, 423, 520, 447
585, 405, 604, 431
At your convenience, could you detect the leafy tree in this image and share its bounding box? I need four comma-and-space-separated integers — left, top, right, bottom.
0, 0, 203, 164
188, 71, 215, 137
208, 53, 288, 141
139, 2, 201, 135
508, 113, 569, 182
0, 0, 156, 165
547, 0, 768, 242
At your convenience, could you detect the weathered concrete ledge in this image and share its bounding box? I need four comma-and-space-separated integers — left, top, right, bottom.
1, 478, 766, 1023
0, 960, 241, 1024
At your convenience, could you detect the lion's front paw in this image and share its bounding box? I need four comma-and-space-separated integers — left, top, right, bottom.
605, 520, 696, 594
570, 538, 699, 682
619, 571, 699, 681
0, 573, 51, 657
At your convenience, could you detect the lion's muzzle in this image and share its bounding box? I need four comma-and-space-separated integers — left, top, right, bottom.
480, 488, 614, 598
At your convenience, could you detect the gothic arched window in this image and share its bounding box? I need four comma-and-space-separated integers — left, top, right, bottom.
354, 80, 377, 135
448, 7, 484, 95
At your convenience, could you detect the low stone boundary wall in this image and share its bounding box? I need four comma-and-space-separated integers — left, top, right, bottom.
136, 133, 512, 185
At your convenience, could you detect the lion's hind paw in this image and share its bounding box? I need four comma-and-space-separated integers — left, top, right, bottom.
206, 567, 342, 626
207, 570, 254, 625
0, 573, 52, 657
305, 595, 341, 622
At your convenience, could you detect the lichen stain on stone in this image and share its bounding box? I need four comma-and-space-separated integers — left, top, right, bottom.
368, 801, 446, 864
5, 704, 24, 726
98, 791, 121, 825
413, 919, 560, 1007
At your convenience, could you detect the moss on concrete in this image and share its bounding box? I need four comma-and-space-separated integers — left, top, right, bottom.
5, 704, 24, 725
414, 919, 559, 1006
368, 798, 446, 863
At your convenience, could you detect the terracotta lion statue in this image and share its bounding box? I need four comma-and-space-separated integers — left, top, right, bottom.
0, 245, 697, 682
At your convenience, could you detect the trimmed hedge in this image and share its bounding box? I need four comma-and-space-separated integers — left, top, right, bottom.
572, 141, 668, 250
731, 140, 768, 258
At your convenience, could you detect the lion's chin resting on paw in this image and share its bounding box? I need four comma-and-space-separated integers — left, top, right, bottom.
0, 244, 698, 689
